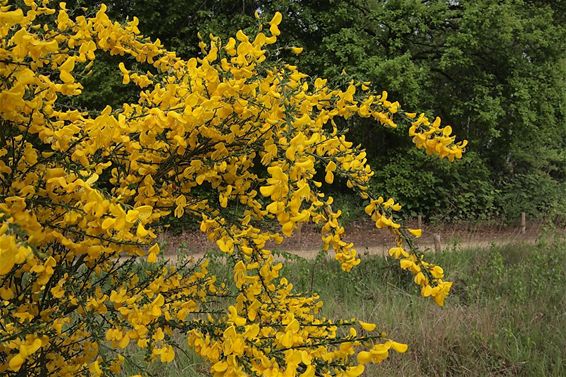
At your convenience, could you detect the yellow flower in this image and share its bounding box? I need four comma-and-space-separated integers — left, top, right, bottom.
408, 228, 422, 237
147, 243, 160, 263
386, 340, 408, 353
153, 345, 175, 363
89, 360, 103, 376
290, 46, 304, 55
388, 247, 405, 259
359, 321, 376, 332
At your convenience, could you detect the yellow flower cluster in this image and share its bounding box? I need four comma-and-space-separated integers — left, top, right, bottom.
388, 242, 453, 307
0, 1, 465, 375
409, 114, 467, 161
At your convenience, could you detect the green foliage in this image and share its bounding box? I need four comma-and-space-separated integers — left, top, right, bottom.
92, 0, 566, 221
371, 150, 498, 221
444, 243, 566, 305
105, 0, 257, 58
71, 55, 139, 111
497, 173, 566, 221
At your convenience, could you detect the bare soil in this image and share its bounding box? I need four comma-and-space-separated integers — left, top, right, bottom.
158, 219, 550, 260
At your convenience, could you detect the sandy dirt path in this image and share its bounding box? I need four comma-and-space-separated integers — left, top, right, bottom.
154, 219, 550, 262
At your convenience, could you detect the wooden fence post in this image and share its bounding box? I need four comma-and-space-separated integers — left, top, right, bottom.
521, 212, 526, 234
297, 222, 303, 246
417, 214, 423, 229
433, 233, 442, 252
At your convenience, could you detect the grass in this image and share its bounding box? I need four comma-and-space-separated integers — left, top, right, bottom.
123, 239, 566, 376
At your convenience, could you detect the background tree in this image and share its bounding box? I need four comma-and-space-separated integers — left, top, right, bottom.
94, 0, 566, 221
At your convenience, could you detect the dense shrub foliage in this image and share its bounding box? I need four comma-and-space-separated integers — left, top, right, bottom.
1, 2, 464, 375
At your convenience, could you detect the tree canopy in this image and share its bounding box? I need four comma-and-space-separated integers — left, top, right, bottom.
95, 0, 566, 221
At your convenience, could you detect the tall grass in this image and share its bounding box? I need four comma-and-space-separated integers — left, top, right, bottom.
123, 240, 566, 376
308, 242, 566, 376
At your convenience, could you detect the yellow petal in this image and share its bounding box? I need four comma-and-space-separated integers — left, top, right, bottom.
259, 185, 275, 197
290, 47, 303, 55
212, 361, 228, 372
147, 244, 159, 263
136, 223, 149, 237
270, 23, 280, 36
216, 238, 234, 253
59, 70, 74, 84
0, 251, 15, 276
270, 12, 282, 26
282, 221, 294, 236
101, 217, 116, 230
345, 365, 365, 377
357, 351, 372, 364
8, 354, 25, 371
325, 170, 334, 184
136, 205, 153, 220
359, 321, 376, 332
126, 210, 139, 223
408, 228, 422, 238
387, 341, 408, 353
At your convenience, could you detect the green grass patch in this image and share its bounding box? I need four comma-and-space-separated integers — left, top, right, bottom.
125, 241, 566, 376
